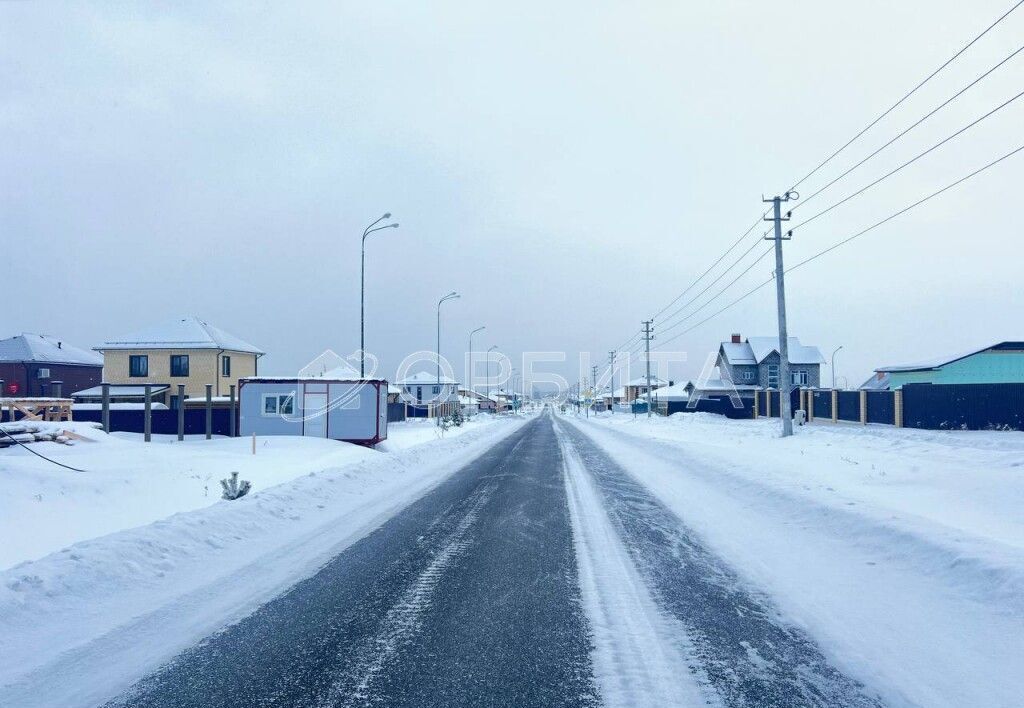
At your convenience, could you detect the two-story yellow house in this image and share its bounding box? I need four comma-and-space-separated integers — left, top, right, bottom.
95, 316, 264, 407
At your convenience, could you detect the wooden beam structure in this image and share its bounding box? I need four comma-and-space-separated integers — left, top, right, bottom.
0, 397, 74, 422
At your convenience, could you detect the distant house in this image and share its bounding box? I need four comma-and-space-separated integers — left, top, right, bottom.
396, 371, 460, 417
717, 333, 825, 389
460, 388, 497, 413
623, 375, 668, 403
859, 372, 892, 391
875, 341, 1024, 388
0, 334, 103, 397
94, 316, 264, 407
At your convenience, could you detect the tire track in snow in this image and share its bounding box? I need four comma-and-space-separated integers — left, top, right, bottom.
556, 421, 718, 707
559, 416, 885, 708
318, 482, 496, 707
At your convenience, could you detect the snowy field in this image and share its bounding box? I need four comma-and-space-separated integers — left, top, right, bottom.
0, 413, 529, 706
565, 411, 1024, 708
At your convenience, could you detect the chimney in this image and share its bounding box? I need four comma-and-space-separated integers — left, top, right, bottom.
731, 333, 742, 344
58, 341, 62, 349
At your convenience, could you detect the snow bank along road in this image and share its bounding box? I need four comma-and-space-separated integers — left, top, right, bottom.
7, 408, 1017, 706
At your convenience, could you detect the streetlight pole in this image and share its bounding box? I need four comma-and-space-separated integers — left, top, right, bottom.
436, 291, 460, 424
831, 345, 844, 390
360, 214, 399, 377
468, 326, 485, 417
486, 345, 498, 413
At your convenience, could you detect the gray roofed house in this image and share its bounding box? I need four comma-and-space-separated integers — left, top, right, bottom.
717, 333, 825, 389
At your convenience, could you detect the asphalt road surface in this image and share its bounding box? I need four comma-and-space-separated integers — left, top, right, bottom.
109, 409, 883, 707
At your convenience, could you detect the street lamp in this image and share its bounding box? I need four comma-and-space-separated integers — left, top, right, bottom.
468, 326, 485, 417
487, 345, 498, 413
436, 291, 460, 424
360, 213, 399, 377
831, 345, 844, 390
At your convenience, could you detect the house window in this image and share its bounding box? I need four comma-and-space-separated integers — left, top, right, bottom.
262, 393, 295, 416
222, 355, 231, 377
767, 364, 779, 388
432, 385, 440, 395
37, 368, 51, 379
129, 355, 149, 377
791, 370, 809, 386
170, 354, 190, 377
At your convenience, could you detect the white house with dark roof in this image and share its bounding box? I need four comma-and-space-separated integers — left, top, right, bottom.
716, 333, 825, 389
94, 316, 264, 405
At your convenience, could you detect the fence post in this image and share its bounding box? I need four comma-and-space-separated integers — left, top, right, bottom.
831, 389, 838, 423
205, 384, 213, 440
894, 388, 904, 428
177, 384, 186, 441
229, 384, 236, 437
144, 384, 152, 442
808, 388, 815, 422
102, 383, 110, 433
859, 389, 868, 425
753, 388, 759, 418
766, 390, 772, 418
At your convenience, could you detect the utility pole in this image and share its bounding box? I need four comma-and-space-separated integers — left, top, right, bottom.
764, 192, 797, 437
642, 320, 654, 418
589, 364, 598, 418
608, 350, 616, 414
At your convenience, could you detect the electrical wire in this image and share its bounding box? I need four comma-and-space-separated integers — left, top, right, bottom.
794, 42, 1024, 211
791, 88, 1024, 234
788, 0, 1024, 192
652, 142, 1024, 351
0, 424, 86, 472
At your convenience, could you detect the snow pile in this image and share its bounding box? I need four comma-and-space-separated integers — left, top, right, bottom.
0, 415, 528, 707
569, 412, 1024, 708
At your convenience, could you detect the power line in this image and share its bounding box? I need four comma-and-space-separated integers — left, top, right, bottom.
794, 42, 1024, 211
657, 244, 774, 337
654, 235, 767, 330
604, 0, 1024, 357
788, 0, 1024, 192
653, 142, 1024, 351
650, 211, 768, 321
791, 88, 1024, 234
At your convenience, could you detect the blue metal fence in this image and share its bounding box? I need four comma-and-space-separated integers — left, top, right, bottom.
837, 391, 861, 422
72, 408, 235, 436
866, 391, 894, 425
666, 396, 754, 419
812, 390, 832, 419
902, 383, 1024, 430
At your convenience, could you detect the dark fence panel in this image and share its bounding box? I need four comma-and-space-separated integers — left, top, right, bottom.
837, 391, 861, 422
866, 391, 894, 425
902, 383, 1024, 431
73, 408, 235, 436
387, 401, 406, 423
812, 390, 832, 419
667, 395, 754, 419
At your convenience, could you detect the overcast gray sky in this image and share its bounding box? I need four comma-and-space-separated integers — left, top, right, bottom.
3, 1, 1022, 390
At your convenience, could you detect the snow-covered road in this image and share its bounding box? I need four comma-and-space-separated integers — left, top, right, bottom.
4, 407, 1021, 707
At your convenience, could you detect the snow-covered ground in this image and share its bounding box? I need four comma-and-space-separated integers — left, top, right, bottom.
565, 412, 1024, 708
0, 413, 527, 707
0, 416, 501, 571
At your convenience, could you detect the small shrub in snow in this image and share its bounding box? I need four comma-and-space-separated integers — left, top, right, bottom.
220, 472, 252, 501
